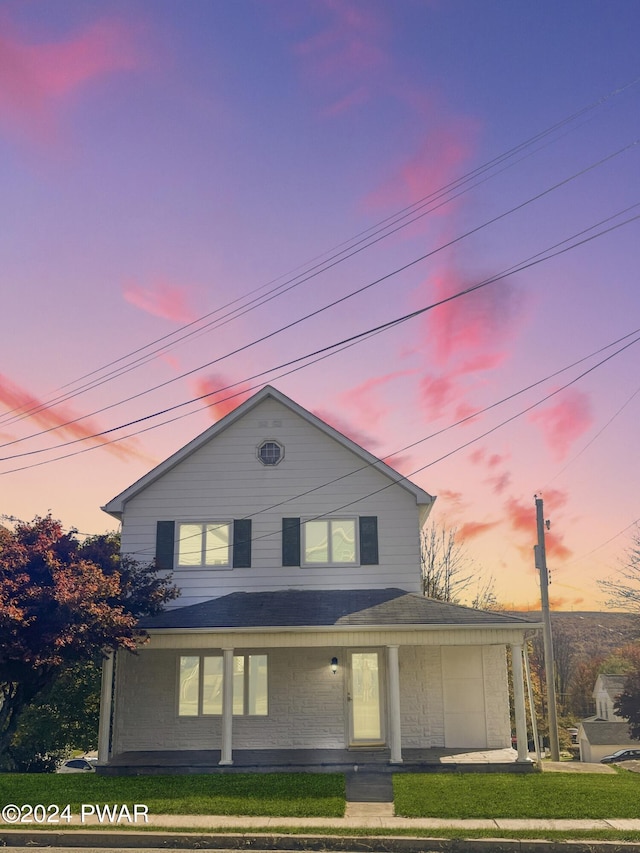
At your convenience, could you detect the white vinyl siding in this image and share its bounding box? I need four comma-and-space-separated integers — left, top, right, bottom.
120, 396, 423, 605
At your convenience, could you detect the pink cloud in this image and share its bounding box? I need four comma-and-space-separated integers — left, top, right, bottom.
469, 448, 485, 466
540, 488, 570, 512
320, 86, 369, 117
380, 451, 414, 475
287, 0, 389, 117
0, 374, 148, 463
425, 270, 521, 369
488, 471, 511, 495
504, 496, 538, 538
294, 0, 387, 80
123, 279, 197, 324
504, 491, 572, 562
366, 120, 476, 211
458, 351, 507, 375
0, 16, 142, 143
458, 519, 500, 539
420, 373, 461, 419
453, 401, 480, 423
190, 374, 253, 423
469, 448, 507, 470
339, 371, 412, 428
412, 262, 527, 424
529, 389, 593, 460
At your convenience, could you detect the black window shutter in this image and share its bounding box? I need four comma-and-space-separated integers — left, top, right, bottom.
359, 516, 379, 565
156, 520, 175, 570
282, 518, 301, 566
232, 519, 252, 568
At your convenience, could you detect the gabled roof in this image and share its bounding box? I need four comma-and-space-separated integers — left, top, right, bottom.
102, 385, 435, 519
594, 674, 627, 698
138, 588, 537, 631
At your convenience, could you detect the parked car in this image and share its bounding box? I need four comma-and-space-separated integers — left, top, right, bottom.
600, 748, 640, 764
56, 757, 96, 773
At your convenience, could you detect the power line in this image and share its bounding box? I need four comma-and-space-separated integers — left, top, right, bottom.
2, 78, 637, 429
2, 143, 638, 452
1, 206, 638, 468
123, 329, 640, 560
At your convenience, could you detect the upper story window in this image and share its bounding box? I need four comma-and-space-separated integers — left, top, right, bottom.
257, 440, 283, 466
282, 516, 378, 568
303, 518, 357, 565
156, 519, 252, 571
177, 522, 230, 567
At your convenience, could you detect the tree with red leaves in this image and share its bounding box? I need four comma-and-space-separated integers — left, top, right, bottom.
0, 516, 177, 769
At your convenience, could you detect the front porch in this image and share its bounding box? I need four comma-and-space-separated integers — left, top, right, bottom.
97, 746, 535, 775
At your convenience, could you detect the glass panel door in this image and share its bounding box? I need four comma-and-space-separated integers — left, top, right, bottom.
349, 651, 383, 744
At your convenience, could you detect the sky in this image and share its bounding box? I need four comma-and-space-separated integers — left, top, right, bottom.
1, 0, 639, 612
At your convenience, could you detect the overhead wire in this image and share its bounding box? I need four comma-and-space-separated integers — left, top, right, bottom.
2, 142, 638, 452
123, 328, 640, 560
1, 77, 638, 429
1, 205, 638, 467
1, 199, 638, 471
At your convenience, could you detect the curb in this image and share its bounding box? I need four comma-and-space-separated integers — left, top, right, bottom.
3, 830, 640, 853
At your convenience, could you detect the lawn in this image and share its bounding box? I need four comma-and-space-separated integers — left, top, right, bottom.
0, 772, 345, 818
393, 769, 640, 819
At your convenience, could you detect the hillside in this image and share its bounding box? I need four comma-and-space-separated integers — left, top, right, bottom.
513, 611, 639, 658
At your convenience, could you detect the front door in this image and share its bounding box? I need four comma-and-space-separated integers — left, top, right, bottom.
348, 650, 384, 746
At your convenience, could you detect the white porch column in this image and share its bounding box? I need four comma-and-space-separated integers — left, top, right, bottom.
97, 651, 114, 763
220, 648, 234, 766
387, 644, 403, 764
510, 643, 529, 763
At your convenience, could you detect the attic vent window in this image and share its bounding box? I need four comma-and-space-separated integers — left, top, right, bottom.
258, 440, 283, 466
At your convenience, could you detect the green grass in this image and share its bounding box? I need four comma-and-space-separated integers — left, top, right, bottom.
393, 769, 640, 819
0, 772, 345, 818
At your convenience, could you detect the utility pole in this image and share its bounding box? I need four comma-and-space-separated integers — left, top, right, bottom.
534, 495, 560, 761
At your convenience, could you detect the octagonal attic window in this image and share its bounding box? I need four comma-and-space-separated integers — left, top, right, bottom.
258, 440, 283, 466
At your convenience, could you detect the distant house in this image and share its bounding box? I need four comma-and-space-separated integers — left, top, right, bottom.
97, 385, 537, 772
578, 673, 635, 762
593, 674, 627, 721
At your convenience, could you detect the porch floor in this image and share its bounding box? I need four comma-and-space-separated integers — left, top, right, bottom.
98, 746, 535, 775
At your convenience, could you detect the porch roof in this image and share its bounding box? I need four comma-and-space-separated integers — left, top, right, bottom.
140, 588, 536, 631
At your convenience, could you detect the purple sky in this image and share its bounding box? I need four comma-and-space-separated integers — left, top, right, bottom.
1, 0, 639, 610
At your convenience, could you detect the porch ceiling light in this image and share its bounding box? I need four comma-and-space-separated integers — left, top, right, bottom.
331, 657, 338, 675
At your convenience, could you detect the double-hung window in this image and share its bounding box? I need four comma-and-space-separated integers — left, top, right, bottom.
177, 522, 230, 568
282, 516, 378, 567
303, 518, 357, 565
178, 654, 268, 717
156, 519, 252, 570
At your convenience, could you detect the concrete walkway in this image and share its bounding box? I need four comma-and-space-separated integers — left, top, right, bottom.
56, 812, 640, 831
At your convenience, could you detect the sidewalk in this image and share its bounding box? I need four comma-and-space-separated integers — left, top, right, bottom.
2, 760, 640, 850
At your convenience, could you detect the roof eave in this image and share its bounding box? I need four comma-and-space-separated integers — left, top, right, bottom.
140, 621, 542, 635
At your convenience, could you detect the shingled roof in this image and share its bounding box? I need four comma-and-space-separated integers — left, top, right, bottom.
580, 719, 635, 746
139, 588, 537, 630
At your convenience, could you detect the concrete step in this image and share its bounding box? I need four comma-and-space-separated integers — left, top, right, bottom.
345, 771, 394, 802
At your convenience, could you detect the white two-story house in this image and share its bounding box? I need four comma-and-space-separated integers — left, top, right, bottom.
578, 674, 636, 762
98, 385, 535, 772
